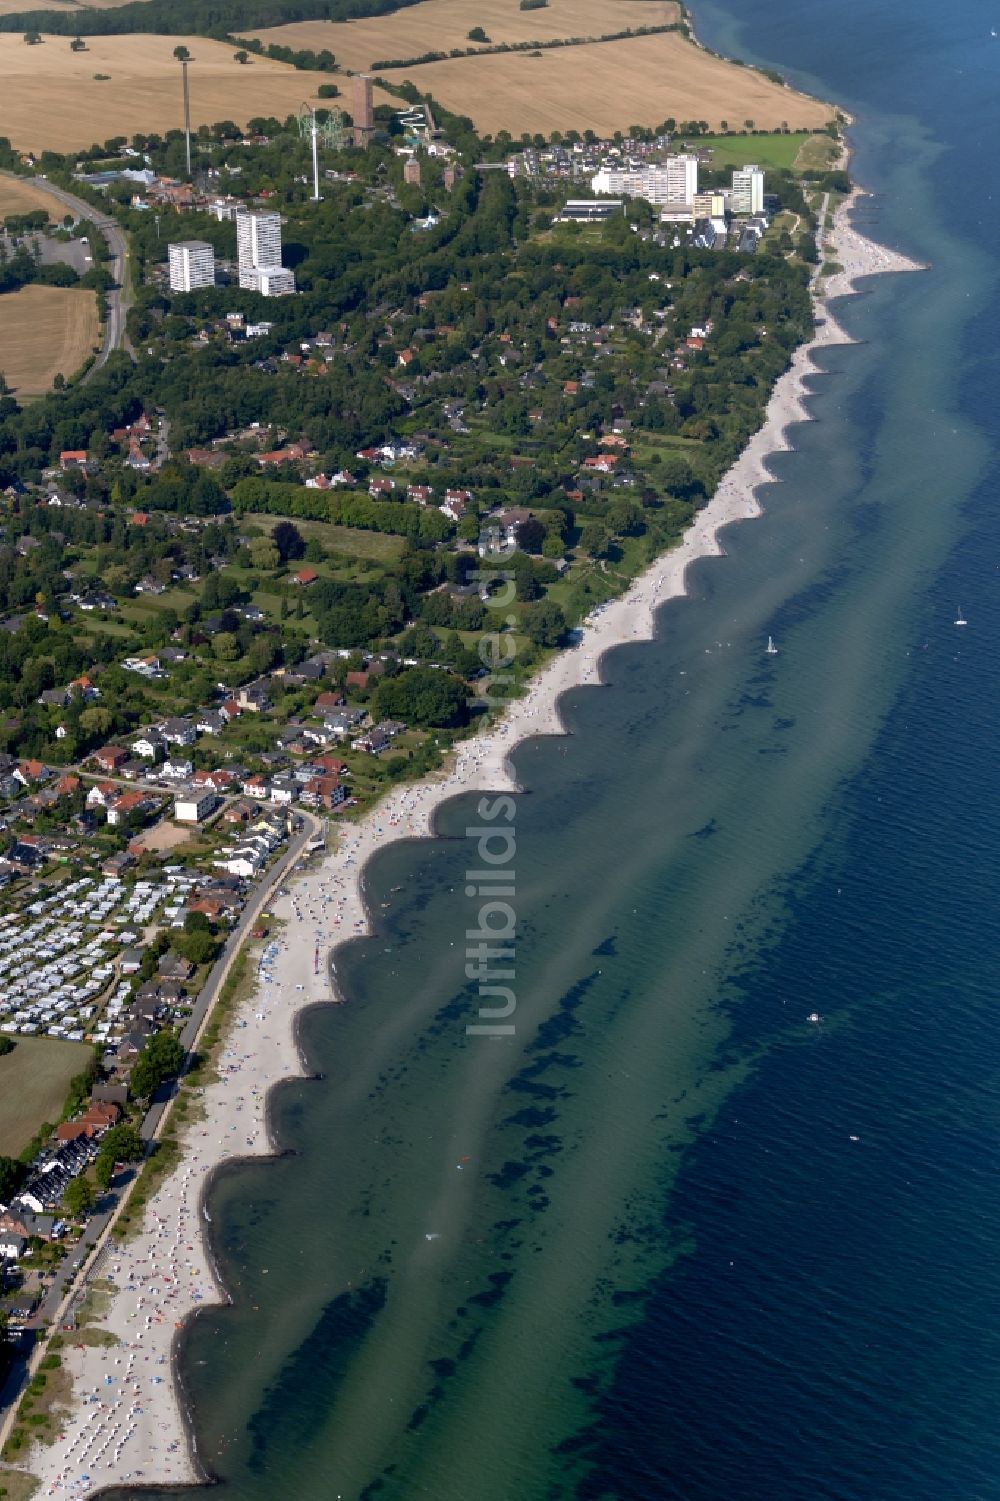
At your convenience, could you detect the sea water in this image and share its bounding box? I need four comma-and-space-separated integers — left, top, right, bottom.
110, 0, 1000, 1495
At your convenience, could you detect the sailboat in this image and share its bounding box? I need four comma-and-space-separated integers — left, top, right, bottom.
954, 607, 968, 626
766, 635, 778, 655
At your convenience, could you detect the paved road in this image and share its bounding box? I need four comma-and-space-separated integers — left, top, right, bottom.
27, 176, 135, 377
0, 810, 321, 1421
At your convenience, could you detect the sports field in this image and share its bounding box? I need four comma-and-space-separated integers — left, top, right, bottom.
0, 284, 99, 396
359, 29, 832, 137
0, 172, 65, 219
0, 33, 380, 153
693, 131, 839, 172
0, 1034, 92, 1156
252, 0, 682, 71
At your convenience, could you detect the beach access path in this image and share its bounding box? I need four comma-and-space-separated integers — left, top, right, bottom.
2, 192, 924, 1501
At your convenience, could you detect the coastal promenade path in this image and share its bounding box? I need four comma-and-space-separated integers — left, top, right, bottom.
0, 811, 322, 1436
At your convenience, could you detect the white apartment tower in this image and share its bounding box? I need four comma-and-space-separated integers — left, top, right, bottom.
664, 153, 699, 204
236, 210, 296, 295
167, 239, 215, 292
731, 165, 765, 216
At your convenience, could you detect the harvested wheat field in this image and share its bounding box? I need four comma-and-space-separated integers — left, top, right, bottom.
0, 1033, 92, 1156
0, 171, 65, 218
0, 284, 99, 395
374, 30, 832, 136
252, 0, 681, 72
0, 33, 387, 153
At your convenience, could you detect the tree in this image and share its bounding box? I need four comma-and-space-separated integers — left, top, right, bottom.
95, 1155, 115, 1193
24, 29, 41, 44
374, 667, 468, 727
130, 1030, 184, 1099
100, 1123, 145, 1162
63, 1175, 95, 1217
78, 706, 113, 738
521, 599, 566, 648
213, 632, 240, 662
249, 539, 280, 571
272, 519, 305, 563
467, 25, 489, 41
173, 45, 191, 61
0, 1154, 24, 1202
516, 518, 546, 554
176, 925, 219, 966
234, 49, 250, 64
607, 499, 644, 537
70, 36, 86, 51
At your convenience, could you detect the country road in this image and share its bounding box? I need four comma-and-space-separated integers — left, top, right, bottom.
29, 176, 135, 378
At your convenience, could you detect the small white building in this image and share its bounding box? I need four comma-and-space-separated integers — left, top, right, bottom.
174, 791, 217, 824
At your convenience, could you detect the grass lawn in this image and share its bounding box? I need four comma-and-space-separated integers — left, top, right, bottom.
245, 513, 407, 562
695, 131, 816, 171
0, 1034, 92, 1156
793, 133, 841, 172
74, 615, 133, 639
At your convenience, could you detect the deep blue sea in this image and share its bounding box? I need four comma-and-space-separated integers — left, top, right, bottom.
108, 1, 1000, 1498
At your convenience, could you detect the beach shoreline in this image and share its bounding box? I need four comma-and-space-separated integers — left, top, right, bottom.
2, 191, 924, 1501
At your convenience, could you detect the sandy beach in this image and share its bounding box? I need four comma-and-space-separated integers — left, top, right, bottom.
3, 192, 923, 1501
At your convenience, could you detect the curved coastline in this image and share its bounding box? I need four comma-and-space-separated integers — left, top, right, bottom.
5, 191, 923, 1501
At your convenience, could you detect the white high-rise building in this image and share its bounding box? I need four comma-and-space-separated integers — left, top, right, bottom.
731, 165, 765, 216
236, 210, 281, 278
590, 154, 698, 207
236, 210, 295, 295
167, 239, 215, 292
663, 154, 699, 203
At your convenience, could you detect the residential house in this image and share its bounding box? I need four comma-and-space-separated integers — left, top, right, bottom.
301, 776, 347, 810
159, 717, 196, 747
94, 745, 129, 773
268, 773, 298, 806
158, 952, 195, 982
175, 791, 218, 824
352, 726, 391, 755
86, 781, 119, 810
132, 729, 165, 761
107, 791, 157, 827
313, 690, 345, 715
238, 681, 272, 713
77, 591, 116, 612
192, 768, 234, 794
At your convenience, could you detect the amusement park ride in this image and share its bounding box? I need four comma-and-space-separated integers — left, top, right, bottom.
297, 102, 351, 198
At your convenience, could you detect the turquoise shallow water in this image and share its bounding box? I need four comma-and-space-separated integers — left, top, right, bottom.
107, 1, 1000, 1497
